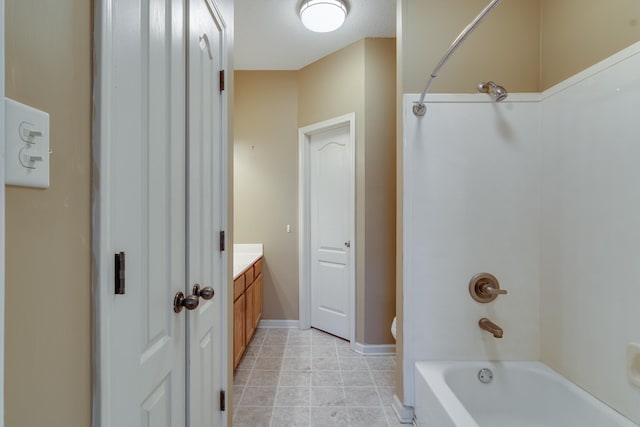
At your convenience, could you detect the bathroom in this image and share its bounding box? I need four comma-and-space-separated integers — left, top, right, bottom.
2, 0, 640, 426
232, 0, 640, 425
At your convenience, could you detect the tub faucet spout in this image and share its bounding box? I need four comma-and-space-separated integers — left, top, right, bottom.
479, 317, 503, 338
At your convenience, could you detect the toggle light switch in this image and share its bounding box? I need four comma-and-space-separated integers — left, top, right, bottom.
19, 122, 44, 143
19, 148, 44, 168
4, 97, 50, 188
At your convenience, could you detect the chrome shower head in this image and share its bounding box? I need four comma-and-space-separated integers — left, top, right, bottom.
478, 81, 508, 102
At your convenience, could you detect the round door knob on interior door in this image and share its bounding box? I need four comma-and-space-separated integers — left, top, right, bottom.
173, 291, 200, 313
193, 284, 215, 300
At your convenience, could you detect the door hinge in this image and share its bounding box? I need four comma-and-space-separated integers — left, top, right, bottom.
219, 230, 225, 252
220, 390, 226, 411
219, 69, 225, 92
114, 251, 125, 295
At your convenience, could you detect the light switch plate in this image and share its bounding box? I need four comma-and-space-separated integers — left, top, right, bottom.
4, 97, 50, 188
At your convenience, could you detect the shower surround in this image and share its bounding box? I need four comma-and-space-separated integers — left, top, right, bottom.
402, 41, 640, 424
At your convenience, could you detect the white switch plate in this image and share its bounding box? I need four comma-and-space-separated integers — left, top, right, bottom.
4, 97, 50, 188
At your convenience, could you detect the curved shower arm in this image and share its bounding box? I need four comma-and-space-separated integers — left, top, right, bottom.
413, 0, 503, 116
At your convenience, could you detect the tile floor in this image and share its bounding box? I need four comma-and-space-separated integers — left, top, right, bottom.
233, 328, 406, 427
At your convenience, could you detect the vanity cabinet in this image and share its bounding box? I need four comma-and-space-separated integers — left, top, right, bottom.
233, 257, 263, 369
233, 293, 245, 368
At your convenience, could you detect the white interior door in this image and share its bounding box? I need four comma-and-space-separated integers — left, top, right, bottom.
105, 0, 187, 425
309, 124, 353, 339
187, 0, 224, 425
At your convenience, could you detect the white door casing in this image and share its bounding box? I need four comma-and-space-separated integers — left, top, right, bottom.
186, 0, 225, 425
299, 113, 356, 343
0, 0, 6, 424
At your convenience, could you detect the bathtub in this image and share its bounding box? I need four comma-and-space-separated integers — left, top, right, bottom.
414, 361, 638, 427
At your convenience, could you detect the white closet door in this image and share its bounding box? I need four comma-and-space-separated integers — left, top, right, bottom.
106, 0, 187, 425
186, 0, 225, 425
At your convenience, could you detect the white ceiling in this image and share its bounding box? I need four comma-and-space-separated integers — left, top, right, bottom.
234, 0, 397, 70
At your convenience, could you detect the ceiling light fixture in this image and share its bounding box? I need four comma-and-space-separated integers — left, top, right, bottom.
299, 0, 347, 33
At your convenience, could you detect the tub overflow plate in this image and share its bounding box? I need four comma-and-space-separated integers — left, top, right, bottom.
478, 368, 493, 384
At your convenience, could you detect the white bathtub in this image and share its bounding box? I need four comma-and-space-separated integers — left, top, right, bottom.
414, 361, 638, 427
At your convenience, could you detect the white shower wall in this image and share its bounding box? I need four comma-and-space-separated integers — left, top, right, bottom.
403, 41, 640, 423
402, 94, 542, 407
539, 43, 640, 423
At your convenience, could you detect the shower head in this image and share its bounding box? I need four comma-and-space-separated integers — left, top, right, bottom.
478, 81, 508, 102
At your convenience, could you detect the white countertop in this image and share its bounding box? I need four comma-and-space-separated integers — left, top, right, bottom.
233, 243, 263, 279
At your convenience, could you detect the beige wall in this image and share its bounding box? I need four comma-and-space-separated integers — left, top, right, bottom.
298, 38, 397, 345
363, 39, 397, 344
4, 0, 92, 426
299, 40, 368, 340
540, 0, 640, 89
401, 0, 540, 94
400, 0, 640, 93
234, 39, 396, 345
234, 71, 300, 320
299, 38, 397, 344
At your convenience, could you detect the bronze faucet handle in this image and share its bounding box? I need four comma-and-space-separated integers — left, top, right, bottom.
479, 283, 507, 295
469, 273, 507, 303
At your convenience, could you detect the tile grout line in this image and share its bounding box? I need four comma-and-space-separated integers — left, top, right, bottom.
268, 330, 281, 427
335, 337, 345, 425
335, 336, 348, 426
368, 358, 392, 427
233, 332, 259, 422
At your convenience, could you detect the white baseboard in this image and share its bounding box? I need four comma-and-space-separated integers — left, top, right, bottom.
391, 394, 415, 425
353, 342, 396, 356
257, 319, 299, 329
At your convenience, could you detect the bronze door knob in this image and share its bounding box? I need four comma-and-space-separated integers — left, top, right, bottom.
173, 291, 200, 313
193, 284, 215, 300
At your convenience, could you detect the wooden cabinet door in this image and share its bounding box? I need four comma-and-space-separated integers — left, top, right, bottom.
233, 294, 245, 369
244, 282, 255, 346
254, 274, 263, 329
233, 275, 245, 301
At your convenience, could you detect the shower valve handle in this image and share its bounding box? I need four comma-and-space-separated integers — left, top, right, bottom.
469, 273, 506, 303
479, 283, 507, 296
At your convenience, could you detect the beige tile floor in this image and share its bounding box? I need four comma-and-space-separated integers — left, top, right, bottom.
233, 328, 406, 427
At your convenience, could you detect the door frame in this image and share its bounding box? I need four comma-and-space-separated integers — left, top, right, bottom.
0, 0, 6, 423
92, 1, 129, 423
186, 0, 229, 425
298, 113, 356, 346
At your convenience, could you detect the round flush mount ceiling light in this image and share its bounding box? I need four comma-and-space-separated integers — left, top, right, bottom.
299, 0, 347, 33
